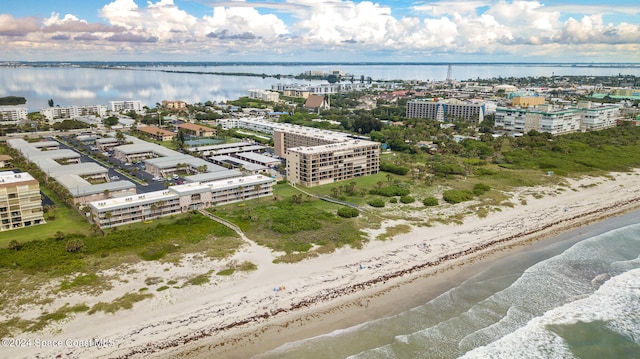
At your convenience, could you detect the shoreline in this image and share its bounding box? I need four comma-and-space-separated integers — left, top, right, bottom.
161, 196, 640, 359
5, 171, 640, 359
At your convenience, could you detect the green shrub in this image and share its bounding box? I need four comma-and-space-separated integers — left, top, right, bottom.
216, 268, 235, 276
432, 163, 466, 176
423, 196, 439, 207
442, 189, 474, 204
473, 183, 491, 195
380, 163, 409, 175
337, 207, 360, 218
399, 195, 415, 204
368, 198, 386, 208
370, 185, 410, 197
389, 197, 398, 204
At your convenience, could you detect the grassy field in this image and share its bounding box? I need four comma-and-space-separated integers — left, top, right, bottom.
0, 187, 92, 246
212, 183, 369, 262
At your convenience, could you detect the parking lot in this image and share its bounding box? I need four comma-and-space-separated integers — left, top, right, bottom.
57, 136, 173, 194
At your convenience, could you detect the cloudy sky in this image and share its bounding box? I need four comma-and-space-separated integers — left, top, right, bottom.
1, 0, 639, 62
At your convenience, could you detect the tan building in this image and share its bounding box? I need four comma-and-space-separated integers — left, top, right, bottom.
285, 140, 380, 187
161, 100, 187, 110
0, 171, 45, 231
0, 155, 12, 168
176, 123, 216, 137
511, 96, 546, 108
273, 128, 351, 157
137, 126, 176, 142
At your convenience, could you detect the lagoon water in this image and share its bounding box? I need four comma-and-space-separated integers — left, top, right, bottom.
2, 62, 640, 111
255, 211, 640, 359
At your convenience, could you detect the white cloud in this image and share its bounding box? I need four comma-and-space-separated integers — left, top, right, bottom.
1, 0, 639, 61
99, 0, 141, 29
202, 6, 288, 41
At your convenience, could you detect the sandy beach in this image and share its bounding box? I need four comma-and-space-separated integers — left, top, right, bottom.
5, 170, 640, 359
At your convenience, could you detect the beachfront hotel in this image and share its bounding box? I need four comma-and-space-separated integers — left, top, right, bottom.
0, 171, 45, 231
89, 174, 274, 228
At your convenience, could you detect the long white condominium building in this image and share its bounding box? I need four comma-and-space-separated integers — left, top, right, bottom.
40, 105, 107, 122
89, 174, 274, 228
0, 106, 28, 125
108, 100, 143, 112
285, 140, 380, 187
0, 171, 45, 231
406, 98, 485, 125
495, 102, 620, 135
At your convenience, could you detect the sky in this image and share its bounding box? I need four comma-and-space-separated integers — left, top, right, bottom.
1, 0, 639, 63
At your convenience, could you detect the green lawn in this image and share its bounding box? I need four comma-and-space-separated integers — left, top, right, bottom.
0, 187, 91, 247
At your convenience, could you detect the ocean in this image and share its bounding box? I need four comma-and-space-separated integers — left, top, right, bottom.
254, 210, 640, 359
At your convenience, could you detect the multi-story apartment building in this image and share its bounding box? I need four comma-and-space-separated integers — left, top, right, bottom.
0, 106, 28, 125
495, 102, 620, 135
40, 105, 107, 122
577, 102, 620, 131
273, 127, 350, 157
538, 107, 582, 135
108, 100, 143, 112
406, 99, 486, 125
0, 171, 45, 231
249, 90, 280, 102
285, 140, 380, 187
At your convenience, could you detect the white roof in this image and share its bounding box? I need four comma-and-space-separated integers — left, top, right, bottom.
0, 171, 36, 185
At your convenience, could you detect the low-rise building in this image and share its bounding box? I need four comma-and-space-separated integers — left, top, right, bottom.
0, 171, 45, 231
89, 174, 275, 228
176, 123, 216, 137
161, 100, 187, 110
304, 95, 330, 112
137, 126, 176, 142
0, 155, 12, 168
